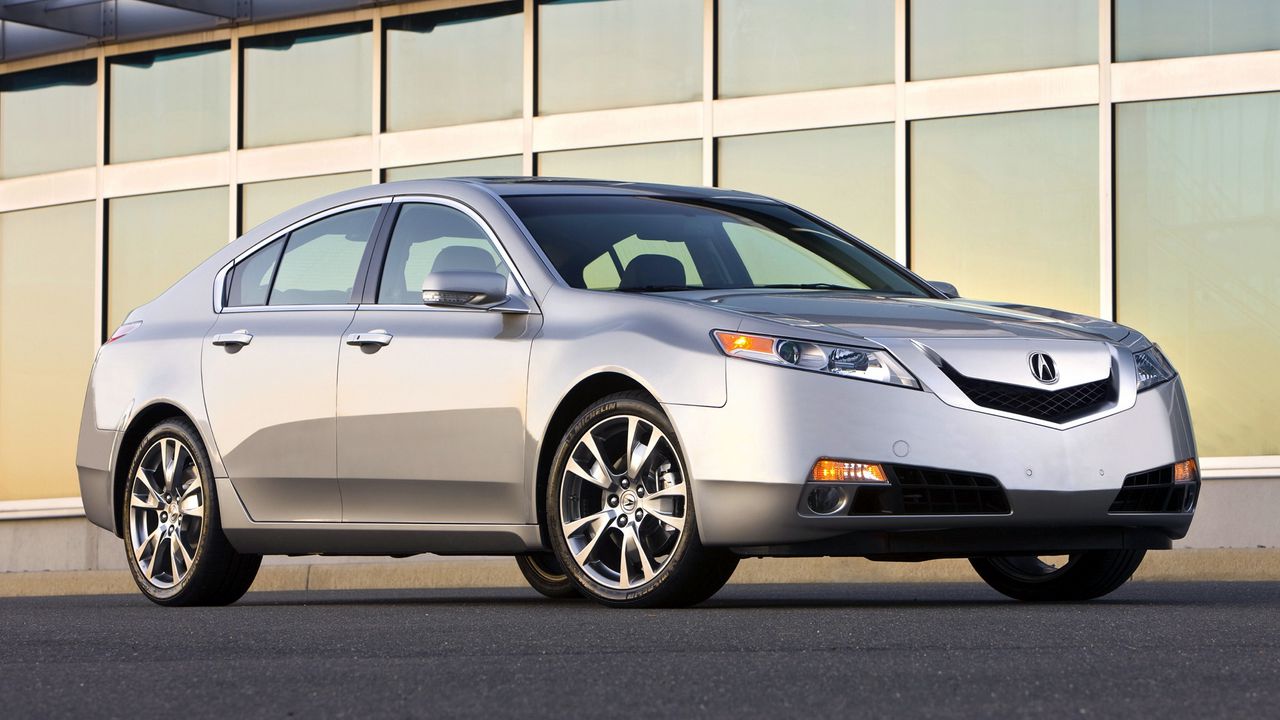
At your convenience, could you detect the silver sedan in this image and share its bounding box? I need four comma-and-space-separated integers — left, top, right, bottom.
76, 178, 1197, 607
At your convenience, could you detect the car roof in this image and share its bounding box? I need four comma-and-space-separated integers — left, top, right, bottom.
385, 176, 776, 200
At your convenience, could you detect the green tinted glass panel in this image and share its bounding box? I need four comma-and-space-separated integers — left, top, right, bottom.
240, 172, 369, 230
0, 62, 96, 179
717, 124, 894, 255
910, 107, 1099, 315
385, 3, 522, 131
1117, 92, 1280, 457
537, 141, 701, 185
538, 0, 702, 114
1115, 0, 1280, 62
0, 203, 96, 501
108, 188, 229, 331
110, 45, 230, 163
910, 0, 1097, 80
718, 0, 893, 97
242, 25, 372, 148
385, 155, 522, 181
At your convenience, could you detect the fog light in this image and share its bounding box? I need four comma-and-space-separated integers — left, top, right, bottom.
806, 486, 848, 515
1173, 458, 1199, 484
811, 459, 889, 483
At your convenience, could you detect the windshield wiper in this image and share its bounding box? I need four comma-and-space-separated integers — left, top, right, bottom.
750, 283, 869, 292
615, 285, 708, 293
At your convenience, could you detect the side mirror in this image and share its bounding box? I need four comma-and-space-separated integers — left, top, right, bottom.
929, 280, 960, 299
422, 271, 514, 310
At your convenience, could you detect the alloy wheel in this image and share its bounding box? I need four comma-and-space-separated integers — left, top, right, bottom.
128, 437, 204, 589
559, 414, 688, 591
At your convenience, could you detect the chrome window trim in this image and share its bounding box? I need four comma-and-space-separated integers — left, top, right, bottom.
212, 197, 391, 313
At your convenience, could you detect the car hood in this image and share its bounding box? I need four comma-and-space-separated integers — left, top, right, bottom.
678, 290, 1132, 344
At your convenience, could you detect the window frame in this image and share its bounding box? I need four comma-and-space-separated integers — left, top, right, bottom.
357, 195, 537, 311
214, 197, 391, 313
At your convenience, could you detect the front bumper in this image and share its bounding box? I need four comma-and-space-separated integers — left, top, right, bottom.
665, 359, 1197, 553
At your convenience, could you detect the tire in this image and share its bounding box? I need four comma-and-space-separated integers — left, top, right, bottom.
121, 418, 262, 606
969, 549, 1146, 602
515, 552, 581, 599
547, 391, 738, 608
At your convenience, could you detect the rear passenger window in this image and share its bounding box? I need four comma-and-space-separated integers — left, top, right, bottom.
377, 203, 508, 305
268, 206, 381, 306
226, 237, 283, 307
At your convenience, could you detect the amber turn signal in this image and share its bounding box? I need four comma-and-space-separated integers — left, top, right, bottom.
810, 458, 889, 483
1173, 458, 1198, 484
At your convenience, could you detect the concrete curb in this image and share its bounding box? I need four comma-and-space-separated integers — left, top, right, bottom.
1, 548, 1276, 598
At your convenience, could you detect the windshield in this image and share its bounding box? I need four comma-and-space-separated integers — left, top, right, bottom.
504, 194, 932, 296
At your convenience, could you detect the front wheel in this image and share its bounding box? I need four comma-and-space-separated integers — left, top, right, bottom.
547, 392, 738, 608
122, 419, 262, 606
969, 550, 1146, 601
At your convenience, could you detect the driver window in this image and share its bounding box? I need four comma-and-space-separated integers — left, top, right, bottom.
377, 203, 508, 304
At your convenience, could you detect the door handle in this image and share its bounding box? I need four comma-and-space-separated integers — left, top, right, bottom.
345, 330, 393, 347
211, 330, 253, 347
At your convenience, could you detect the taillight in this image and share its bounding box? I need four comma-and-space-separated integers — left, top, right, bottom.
106, 321, 142, 344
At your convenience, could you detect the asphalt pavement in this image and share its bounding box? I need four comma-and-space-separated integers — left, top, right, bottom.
1, 581, 1276, 718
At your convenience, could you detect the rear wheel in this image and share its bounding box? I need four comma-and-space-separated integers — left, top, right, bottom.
515, 552, 580, 599
970, 550, 1146, 601
547, 392, 738, 608
122, 419, 261, 606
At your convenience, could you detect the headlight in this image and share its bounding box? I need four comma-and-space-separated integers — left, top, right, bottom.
1134, 346, 1176, 391
713, 331, 919, 389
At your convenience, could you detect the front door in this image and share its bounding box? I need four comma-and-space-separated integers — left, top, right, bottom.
202, 203, 384, 522
336, 200, 539, 524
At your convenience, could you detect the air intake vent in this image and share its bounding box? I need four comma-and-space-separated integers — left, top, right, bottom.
940, 364, 1115, 423
1109, 465, 1197, 513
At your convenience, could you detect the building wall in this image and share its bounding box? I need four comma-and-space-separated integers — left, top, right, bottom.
0, 0, 1278, 546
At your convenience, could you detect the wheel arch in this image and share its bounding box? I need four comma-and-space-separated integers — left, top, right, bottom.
110, 400, 203, 538
532, 371, 659, 546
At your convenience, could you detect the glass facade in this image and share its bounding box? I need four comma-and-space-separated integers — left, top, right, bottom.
1116, 0, 1280, 62
241, 172, 370, 230
2, 0, 1280, 508
910, 0, 1097, 80
537, 141, 701, 186
910, 107, 1099, 315
0, 203, 96, 501
0, 62, 96, 178
718, 0, 893, 98
385, 156, 522, 181
1117, 92, 1280, 457
537, 0, 702, 114
107, 188, 229, 332
384, 3, 522, 131
109, 44, 230, 163
717, 125, 895, 254
241, 24, 372, 148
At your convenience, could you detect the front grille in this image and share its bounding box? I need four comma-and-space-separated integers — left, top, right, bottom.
880, 465, 1010, 515
940, 364, 1115, 423
1109, 465, 1197, 513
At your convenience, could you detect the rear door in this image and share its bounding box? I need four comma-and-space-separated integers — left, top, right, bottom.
336, 198, 540, 524
202, 201, 387, 522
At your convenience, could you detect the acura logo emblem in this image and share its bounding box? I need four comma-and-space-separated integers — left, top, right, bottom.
1029, 352, 1059, 385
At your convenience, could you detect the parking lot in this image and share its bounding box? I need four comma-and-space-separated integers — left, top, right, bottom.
2, 581, 1276, 718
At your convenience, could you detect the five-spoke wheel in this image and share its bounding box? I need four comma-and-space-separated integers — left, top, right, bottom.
129, 437, 204, 589
122, 419, 261, 606
548, 392, 737, 607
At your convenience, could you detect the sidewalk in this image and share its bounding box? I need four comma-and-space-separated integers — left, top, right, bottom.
2, 548, 1276, 598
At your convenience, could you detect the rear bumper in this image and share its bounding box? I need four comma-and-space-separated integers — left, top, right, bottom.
666, 360, 1197, 551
